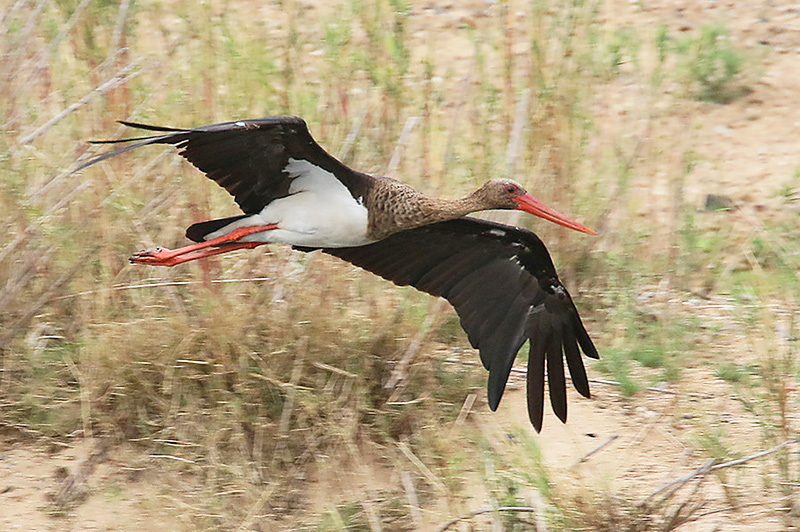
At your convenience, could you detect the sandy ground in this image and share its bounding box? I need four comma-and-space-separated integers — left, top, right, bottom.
0, 440, 183, 531
3, 0, 800, 530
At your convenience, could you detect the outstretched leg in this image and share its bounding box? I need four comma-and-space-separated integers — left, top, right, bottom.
130, 224, 278, 267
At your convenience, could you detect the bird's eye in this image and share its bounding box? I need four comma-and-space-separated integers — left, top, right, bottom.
505, 184, 518, 194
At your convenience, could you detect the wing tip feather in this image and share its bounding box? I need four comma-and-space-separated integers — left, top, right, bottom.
546, 338, 568, 425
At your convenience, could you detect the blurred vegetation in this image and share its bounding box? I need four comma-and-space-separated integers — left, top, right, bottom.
1, 0, 798, 530
672, 23, 749, 103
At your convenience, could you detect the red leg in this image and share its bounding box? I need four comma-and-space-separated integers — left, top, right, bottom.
131, 242, 265, 266
130, 223, 278, 267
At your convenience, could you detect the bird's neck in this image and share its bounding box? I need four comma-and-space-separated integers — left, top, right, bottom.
420, 194, 486, 221
368, 184, 487, 239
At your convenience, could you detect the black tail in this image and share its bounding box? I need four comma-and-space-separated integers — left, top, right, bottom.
75, 121, 192, 172
185, 215, 249, 243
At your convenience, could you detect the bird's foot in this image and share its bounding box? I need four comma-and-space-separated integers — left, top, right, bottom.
129, 247, 182, 266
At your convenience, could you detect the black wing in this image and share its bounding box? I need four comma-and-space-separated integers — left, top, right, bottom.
297, 217, 598, 432
77, 116, 372, 214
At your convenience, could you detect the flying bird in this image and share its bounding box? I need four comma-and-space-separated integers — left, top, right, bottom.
80, 116, 599, 431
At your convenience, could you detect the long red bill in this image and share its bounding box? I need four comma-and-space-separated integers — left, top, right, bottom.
514, 193, 597, 235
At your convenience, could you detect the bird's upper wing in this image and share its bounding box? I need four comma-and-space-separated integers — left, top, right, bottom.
77, 117, 372, 214
298, 217, 598, 432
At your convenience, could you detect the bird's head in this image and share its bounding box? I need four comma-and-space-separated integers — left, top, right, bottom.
479, 179, 597, 235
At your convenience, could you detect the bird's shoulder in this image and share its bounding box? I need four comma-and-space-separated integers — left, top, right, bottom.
417, 217, 558, 276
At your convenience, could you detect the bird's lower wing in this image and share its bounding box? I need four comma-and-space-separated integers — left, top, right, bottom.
298, 217, 597, 432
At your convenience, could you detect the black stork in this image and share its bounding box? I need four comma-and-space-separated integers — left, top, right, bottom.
80, 116, 599, 431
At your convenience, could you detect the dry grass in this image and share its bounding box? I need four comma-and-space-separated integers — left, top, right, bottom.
1, 0, 799, 530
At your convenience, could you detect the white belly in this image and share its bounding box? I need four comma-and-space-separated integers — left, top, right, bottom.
252, 192, 374, 247
205, 158, 376, 248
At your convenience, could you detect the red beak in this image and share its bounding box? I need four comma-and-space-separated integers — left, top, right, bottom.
514, 193, 597, 235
